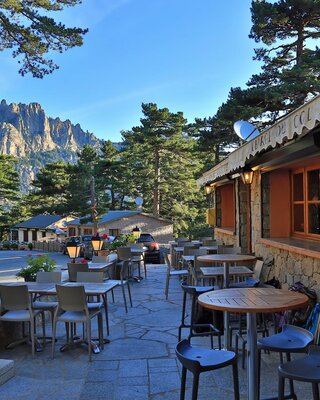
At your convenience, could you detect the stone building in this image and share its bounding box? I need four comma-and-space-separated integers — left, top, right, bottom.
66, 210, 173, 244
198, 95, 320, 294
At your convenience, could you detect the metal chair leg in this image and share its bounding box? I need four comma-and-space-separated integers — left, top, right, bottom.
191, 372, 199, 400
232, 360, 240, 400
312, 383, 319, 400
180, 366, 187, 400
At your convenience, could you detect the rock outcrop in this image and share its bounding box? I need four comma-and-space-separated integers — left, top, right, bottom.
0, 99, 103, 190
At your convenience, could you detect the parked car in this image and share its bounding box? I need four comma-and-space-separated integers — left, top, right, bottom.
137, 233, 160, 263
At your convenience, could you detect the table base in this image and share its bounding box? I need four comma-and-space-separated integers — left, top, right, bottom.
60, 339, 101, 354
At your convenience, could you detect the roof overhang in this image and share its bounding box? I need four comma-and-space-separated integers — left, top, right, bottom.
197, 95, 320, 186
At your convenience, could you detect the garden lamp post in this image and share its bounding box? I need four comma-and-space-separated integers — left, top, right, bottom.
66, 241, 81, 263
132, 226, 141, 240
91, 234, 103, 256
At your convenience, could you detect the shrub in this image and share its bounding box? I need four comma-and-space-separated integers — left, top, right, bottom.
16, 254, 56, 281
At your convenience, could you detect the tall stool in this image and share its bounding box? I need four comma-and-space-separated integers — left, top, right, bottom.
178, 283, 222, 349
278, 346, 320, 400
176, 339, 240, 400
258, 324, 313, 400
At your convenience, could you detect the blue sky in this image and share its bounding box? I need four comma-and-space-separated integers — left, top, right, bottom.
0, 0, 262, 142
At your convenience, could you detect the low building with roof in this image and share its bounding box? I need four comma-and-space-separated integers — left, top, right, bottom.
66, 210, 173, 244
11, 215, 75, 242
198, 95, 320, 293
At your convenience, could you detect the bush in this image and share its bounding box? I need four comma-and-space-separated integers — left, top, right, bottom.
27, 242, 33, 250
2, 242, 11, 250
16, 254, 56, 281
11, 242, 18, 249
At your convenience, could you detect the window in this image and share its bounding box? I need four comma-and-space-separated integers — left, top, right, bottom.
23, 230, 28, 242
83, 228, 93, 235
292, 166, 320, 238
69, 227, 76, 237
109, 229, 121, 236
32, 230, 37, 241
215, 183, 235, 229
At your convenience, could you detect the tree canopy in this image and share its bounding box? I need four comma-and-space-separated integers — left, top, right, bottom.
0, 0, 87, 77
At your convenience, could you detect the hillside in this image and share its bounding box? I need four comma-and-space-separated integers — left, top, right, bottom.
0, 100, 103, 190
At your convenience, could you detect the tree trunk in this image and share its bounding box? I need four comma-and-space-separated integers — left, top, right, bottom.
153, 149, 160, 217
296, 24, 304, 65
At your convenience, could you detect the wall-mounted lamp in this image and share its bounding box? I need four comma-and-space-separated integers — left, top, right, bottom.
204, 185, 213, 195
240, 169, 254, 185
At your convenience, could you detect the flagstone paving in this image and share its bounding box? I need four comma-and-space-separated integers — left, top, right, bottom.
0, 262, 314, 399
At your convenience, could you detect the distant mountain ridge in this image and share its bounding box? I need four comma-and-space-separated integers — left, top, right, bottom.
0, 99, 102, 157
0, 99, 108, 190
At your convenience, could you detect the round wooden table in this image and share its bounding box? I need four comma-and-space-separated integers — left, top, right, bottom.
198, 288, 308, 400
197, 254, 256, 288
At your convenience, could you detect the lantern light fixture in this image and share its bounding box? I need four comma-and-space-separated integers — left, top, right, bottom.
132, 225, 141, 240
66, 241, 81, 263
91, 233, 103, 256
240, 169, 254, 185
204, 185, 213, 195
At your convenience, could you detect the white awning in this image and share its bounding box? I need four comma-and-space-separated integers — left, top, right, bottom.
197, 95, 320, 186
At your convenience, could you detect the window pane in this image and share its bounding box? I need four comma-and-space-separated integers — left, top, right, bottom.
308, 204, 320, 235
293, 173, 304, 201
308, 169, 320, 201
293, 204, 304, 232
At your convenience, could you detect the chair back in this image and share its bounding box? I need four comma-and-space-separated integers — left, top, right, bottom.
76, 271, 104, 282
253, 260, 264, 280
92, 255, 109, 263
218, 245, 241, 254
67, 263, 89, 282
178, 241, 193, 247
130, 243, 144, 249
183, 245, 200, 255
117, 247, 132, 261
185, 248, 207, 256
36, 271, 62, 283
176, 237, 189, 242
203, 239, 217, 246
56, 284, 87, 312
0, 285, 30, 311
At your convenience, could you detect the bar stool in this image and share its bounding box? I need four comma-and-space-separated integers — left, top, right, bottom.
258, 324, 313, 400
278, 346, 320, 400
178, 283, 222, 349
176, 339, 240, 400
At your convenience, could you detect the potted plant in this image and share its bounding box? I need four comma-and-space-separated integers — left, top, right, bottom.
16, 254, 57, 281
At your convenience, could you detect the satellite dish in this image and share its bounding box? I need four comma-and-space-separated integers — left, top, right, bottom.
234, 120, 259, 141
135, 197, 143, 206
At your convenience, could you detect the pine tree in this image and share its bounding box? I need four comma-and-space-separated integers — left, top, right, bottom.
0, 0, 88, 77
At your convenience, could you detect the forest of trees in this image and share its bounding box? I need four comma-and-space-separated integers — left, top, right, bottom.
1, 0, 320, 239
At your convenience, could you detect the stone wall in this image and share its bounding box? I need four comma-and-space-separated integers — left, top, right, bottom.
255, 242, 320, 296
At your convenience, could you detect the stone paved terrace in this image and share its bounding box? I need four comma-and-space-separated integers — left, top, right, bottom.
0, 263, 314, 399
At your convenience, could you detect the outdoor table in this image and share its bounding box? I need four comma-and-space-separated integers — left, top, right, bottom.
201, 266, 253, 286
197, 254, 256, 288
130, 247, 148, 281
198, 288, 308, 400
1, 281, 118, 352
